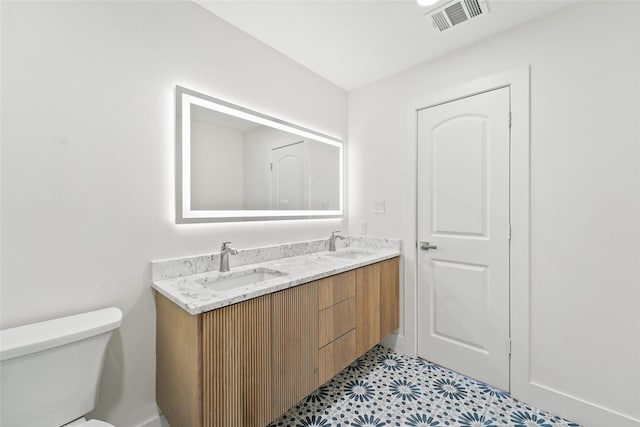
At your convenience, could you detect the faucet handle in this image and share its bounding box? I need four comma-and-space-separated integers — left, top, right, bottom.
221, 241, 232, 250
331, 231, 342, 237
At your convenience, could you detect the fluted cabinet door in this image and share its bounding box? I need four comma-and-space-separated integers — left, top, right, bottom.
271, 282, 319, 419
202, 295, 272, 427
156, 293, 203, 427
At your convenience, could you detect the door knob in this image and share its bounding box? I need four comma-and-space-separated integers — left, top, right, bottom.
420, 241, 438, 251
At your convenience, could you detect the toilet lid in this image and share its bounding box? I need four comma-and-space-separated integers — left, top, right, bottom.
80, 421, 114, 427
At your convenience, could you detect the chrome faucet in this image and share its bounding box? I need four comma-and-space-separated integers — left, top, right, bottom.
219, 241, 238, 272
328, 231, 345, 252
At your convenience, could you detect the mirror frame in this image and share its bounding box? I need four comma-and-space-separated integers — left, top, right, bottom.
175, 85, 344, 223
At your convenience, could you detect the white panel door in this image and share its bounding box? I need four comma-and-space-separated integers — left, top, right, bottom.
271, 141, 308, 210
417, 87, 511, 391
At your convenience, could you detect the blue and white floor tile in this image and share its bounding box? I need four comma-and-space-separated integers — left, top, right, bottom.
269, 345, 581, 427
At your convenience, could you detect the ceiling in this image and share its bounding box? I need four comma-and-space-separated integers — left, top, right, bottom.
195, 0, 573, 91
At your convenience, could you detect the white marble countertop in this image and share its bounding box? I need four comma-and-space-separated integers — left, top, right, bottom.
151, 238, 400, 315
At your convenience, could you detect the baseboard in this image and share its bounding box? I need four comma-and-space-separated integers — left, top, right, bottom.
135, 414, 169, 427
514, 381, 640, 427
384, 330, 639, 427
381, 331, 415, 358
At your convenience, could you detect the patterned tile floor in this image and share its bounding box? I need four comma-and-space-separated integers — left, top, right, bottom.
269, 345, 581, 427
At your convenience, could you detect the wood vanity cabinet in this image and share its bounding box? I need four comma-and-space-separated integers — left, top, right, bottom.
156, 256, 399, 427
317, 270, 357, 385
356, 257, 401, 357
156, 293, 273, 427
379, 257, 400, 338
354, 257, 400, 358
271, 282, 318, 417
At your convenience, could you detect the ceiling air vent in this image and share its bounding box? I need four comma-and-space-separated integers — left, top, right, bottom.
426, 0, 489, 32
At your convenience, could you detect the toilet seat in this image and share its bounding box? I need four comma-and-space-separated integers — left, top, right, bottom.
80, 421, 114, 427
64, 418, 114, 427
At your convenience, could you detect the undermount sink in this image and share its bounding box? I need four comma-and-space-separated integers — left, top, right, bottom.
325, 248, 374, 259
197, 268, 286, 291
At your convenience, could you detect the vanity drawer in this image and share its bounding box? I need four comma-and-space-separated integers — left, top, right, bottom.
318, 270, 356, 310
318, 297, 356, 347
318, 329, 356, 385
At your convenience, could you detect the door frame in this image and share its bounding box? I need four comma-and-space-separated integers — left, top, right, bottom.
407, 66, 530, 395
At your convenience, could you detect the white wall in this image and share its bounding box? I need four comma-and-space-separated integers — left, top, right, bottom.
190, 118, 244, 210
348, 2, 639, 426
308, 140, 340, 210
0, 2, 346, 426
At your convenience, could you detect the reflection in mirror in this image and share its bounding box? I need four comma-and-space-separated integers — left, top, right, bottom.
176, 86, 343, 223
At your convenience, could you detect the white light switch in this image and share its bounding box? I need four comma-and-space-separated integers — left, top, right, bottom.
372, 200, 385, 214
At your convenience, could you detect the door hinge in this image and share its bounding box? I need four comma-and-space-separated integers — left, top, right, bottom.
508, 224, 511, 241
508, 338, 512, 354
270, 163, 273, 171
508, 112, 512, 128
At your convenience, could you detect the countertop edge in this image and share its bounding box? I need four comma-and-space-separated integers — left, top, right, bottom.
152, 250, 400, 316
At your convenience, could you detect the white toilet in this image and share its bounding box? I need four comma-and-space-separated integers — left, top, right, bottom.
0, 307, 123, 427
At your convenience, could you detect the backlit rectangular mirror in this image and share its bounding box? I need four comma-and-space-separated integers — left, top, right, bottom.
176, 86, 344, 223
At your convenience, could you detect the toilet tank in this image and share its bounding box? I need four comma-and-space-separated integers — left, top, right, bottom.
0, 307, 123, 427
